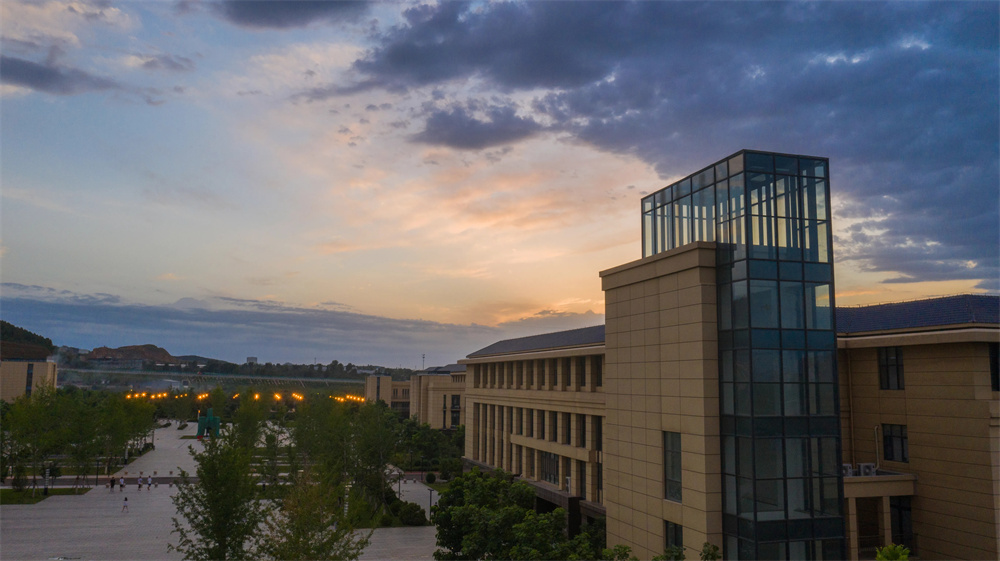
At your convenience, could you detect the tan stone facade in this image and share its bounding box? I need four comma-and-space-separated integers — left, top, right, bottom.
363, 374, 411, 416
0, 360, 58, 402
600, 242, 722, 559
461, 338, 607, 528
410, 369, 467, 429
838, 326, 1000, 559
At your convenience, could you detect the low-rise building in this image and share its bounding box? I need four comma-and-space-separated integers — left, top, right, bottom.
409, 364, 467, 430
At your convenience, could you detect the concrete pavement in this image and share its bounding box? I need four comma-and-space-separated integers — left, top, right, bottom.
1, 423, 440, 561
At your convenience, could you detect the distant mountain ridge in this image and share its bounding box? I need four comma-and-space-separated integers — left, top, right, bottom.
87, 344, 178, 362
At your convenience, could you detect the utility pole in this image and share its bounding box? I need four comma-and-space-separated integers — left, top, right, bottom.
422, 354, 425, 370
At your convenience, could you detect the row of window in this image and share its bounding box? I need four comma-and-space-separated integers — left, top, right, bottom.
878, 343, 999, 392
471, 355, 603, 390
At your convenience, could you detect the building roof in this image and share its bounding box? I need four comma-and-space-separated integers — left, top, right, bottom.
421, 364, 466, 374
468, 325, 605, 358
836, 294, 999, 334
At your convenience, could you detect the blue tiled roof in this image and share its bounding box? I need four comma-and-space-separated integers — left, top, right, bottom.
468, 325, 605, 358
835, 294, 999, 334
421, 364, 467, 374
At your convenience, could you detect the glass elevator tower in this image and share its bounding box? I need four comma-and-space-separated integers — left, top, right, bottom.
642, 150, 844, 560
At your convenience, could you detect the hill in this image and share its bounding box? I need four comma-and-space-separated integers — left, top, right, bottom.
86, 344, 178, 362
0, 321, 54, 352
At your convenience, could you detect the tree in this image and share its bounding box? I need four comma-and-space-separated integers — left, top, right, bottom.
170, 431, 267, 560
875, 543, 910, 561
257, 468, 370, 561
5, 385, 61, 494
431, 468, 598, 560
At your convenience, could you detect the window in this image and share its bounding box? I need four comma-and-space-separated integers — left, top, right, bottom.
539, 410, 545, 440
878, 347, 904, 390
25, 364, 34, 397
452, 395, 461, 409
890, 496, 914, 551
450, 410, 461, 427
883, 424, 908, 462
577, 460, 587, 499
577, 356, 586, 388
594, 356, 603, 387
664, 520, 683, 549
562, 412, 571, 444
663, 431, 682, 502
990, 343, 998, 392
526, 409, 534, 437
541, 452, 559, 484
578, 414, 587, 448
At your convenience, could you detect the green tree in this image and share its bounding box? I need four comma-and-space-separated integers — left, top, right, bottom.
875, 543, 910, 561
257, 468, 370, 560
5, 385, 61, 494
170, 431, 267, 560
431, 468, 596, 560
348, 402, 400, 515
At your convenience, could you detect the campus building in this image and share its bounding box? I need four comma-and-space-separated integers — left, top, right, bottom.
363, 374, 411, 417
0, 342, 58, 402
458, 150, 1000, 560
409, 364, 467, 430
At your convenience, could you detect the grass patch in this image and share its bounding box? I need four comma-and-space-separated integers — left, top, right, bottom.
1, 488, 81, 504
427, 481, 450, 494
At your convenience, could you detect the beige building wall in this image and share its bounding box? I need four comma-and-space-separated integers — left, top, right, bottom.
363, 374, 411, 415
839, 331, 1000, 560
599, 242, 721, 559
461, 346, 606, 518
0, 360, 58, 402
411, 372, 467, 429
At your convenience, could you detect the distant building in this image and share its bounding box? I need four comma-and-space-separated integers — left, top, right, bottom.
364, 374, 411, 417
409, 364, 467, 429
0, 342, 58, 402
246, 357, 258, 365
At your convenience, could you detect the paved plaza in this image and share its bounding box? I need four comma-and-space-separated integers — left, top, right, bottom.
0, 423, 439, 561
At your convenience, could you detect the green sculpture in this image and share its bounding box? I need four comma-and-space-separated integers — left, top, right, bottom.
196, 407, 221, 439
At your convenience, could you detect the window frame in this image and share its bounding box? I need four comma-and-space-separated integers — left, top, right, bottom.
883, 424, 908, 463
663, 431, 682, 502
878, 346, 904, 390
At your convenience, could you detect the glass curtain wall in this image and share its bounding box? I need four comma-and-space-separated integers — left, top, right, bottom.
642, 150, 844, 560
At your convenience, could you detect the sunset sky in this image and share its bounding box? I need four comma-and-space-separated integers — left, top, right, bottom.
2, 1, 997, 367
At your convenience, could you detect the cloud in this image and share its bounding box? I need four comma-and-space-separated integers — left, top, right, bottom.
213, 1, 369, 29
347, 1, 998, 289
0, 54, 119, 95
124, 53, 196, 73
412, 103, 543, 150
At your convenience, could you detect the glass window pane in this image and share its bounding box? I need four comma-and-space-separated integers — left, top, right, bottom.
733, 281, 749, 329
674, 195, 692, 247
756, 439, 784, 478
784, 383, 806, 415
753, 350, 781, 383
775, 155, 798, 175
799, 158, 827, 178
787, 479, 810, 519
805, 284, 832, 330
780, 281, 805, 329
754, 383, 781, 416
750, 280, 779, 328
746, 152, 774, 172
729, 154, 744, 175
677, 177, 691, 198
716, 160, 729, 179
694, 168, 714, 189
756, 479, 785, 520
786, 438, 808, 477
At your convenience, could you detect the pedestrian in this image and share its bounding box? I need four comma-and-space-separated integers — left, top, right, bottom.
122, 496, 129, 513
119, 477, 124, 492
147, 475, 152, 490
138, 477, 142, 491
109, 477, 115, 492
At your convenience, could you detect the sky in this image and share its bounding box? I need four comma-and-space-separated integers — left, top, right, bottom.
1, 1, 997, 368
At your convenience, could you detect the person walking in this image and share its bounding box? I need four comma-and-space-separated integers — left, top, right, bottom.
119, 477, 125, 492
109, 477, 115, 492
122, 496, 129, 513
147, 475, 152, 490
138, 477, 142, 491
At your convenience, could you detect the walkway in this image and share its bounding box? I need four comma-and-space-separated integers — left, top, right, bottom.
0, 423, 438, 560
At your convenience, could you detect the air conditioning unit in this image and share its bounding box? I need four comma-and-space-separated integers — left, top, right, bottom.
858, 463, 877, 476
841, 464, 856, 477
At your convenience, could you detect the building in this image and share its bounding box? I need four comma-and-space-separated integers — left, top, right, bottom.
409, 364, 467, 430
0, 342, 58, 402
457, 149, 1000, 560
363, 374, 411, 417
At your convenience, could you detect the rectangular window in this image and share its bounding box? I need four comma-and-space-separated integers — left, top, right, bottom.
452, 395, 461, 409
664, 520, 683, 549
577, 460, 587, 499
990, 343, 998, 392
890, 496, 914, 552
595, 416, 603, 451
578, 414, 587, 448
577, 356, 587, 388
883, 424, 908, 462
450, 410, 461, 427
562, 412, 571, 444
527, 409, 534, 437
25, 364, 34, 397
594, 355, 603, 387
663, 431, 682, 502
527, 449, 535, 478
539, 410, 546, 440
549, 411, 558, 442
879, 347, 904, 390
541, 452, 560, 484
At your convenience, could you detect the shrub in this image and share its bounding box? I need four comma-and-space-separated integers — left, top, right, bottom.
397, 501, 427, 526
425, 472, 436, 484
875, 544, 910, 561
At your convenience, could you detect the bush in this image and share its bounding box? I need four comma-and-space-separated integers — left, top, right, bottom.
397, 501, 427, 526
425, 472, 436, 484
875, 544, 910, 561
378, 512, 394, 527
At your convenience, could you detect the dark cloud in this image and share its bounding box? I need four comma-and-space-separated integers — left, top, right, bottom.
0, 285, 499, 366
137, 53, 196, 72
1, 55, 120, 95
411, 104, 542, 150
348, 1, 997, 288
213, 1, 369, 29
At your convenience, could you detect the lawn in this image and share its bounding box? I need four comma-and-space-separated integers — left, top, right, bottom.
0, 488, 82, 505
